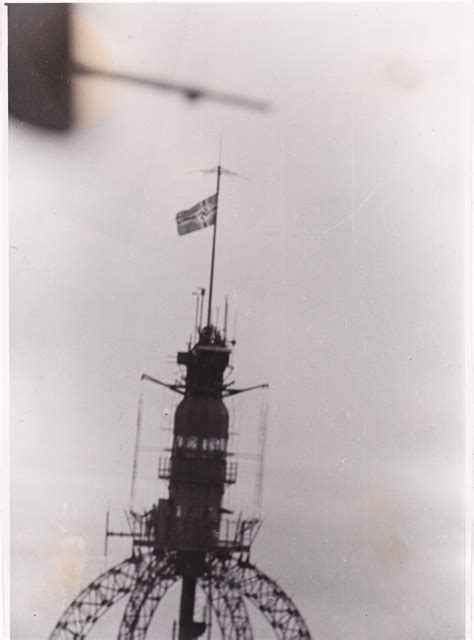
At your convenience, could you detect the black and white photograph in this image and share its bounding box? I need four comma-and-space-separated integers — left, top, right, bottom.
4, 3, 472, 640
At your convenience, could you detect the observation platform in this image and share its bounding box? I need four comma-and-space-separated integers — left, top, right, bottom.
106, 507, 261, 556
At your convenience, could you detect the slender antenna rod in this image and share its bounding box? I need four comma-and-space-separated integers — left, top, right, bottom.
207, 164, 222, 326
129, 391, 144, 509
232, 311, 238, 342
104, 510, 110, 557
255, 393, 269, 511
193, 290, 200, 343
199, 288, 205, 331
224, 296, 229, 341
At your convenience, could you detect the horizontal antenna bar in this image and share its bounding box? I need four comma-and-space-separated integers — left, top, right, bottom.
141, 373, 185, 395
224, 383, 269, 397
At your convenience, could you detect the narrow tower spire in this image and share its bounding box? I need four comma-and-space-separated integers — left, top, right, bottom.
207, 138, 223, 326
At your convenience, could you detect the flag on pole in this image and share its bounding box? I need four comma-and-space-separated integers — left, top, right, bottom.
176, 193, 218, 236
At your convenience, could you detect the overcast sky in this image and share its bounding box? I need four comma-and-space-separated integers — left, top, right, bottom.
9, 3, 471, 639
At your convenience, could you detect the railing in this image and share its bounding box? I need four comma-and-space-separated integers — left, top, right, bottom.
117, 504, 261, 553
158, 457, 237, 485
157, 457, 171, 479
225, 461, 238, 484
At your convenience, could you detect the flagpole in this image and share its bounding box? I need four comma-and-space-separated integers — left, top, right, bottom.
207, 163, 221, 326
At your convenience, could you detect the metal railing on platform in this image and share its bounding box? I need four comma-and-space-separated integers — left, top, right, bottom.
158, 457, 237, 484
106, 505, 261, 554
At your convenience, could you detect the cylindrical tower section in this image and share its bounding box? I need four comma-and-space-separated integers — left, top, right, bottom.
157, 325, 235, 559
165, 325, 234, 640
169, 395, 229, 548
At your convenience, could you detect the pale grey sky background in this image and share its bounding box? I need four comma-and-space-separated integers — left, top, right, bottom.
9, 3, 470, 639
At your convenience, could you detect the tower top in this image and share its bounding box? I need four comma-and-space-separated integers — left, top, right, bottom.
197, 324, 227, 348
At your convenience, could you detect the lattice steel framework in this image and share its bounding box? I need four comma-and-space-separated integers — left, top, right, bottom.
49, 547, 311, 640
48, 285, 311, 639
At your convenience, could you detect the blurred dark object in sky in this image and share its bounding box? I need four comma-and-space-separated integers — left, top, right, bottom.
8, 3, 270, 134
8, 4, 72, 131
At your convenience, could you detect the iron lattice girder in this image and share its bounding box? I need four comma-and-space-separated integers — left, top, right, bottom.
212, 557, 311, 640
118, 552, 178, 640
116, 557, 253, 640
49, 555, 143, 640
199, 558, 253, 640
48, 552, 311, 640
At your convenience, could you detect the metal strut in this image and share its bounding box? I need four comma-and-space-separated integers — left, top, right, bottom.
200, 559, 254, 640
49, 555, 145, 640
118, 552, 178, 640
115, 571, 254, 640
49, 553, 311, 640
224, 560, 311, 640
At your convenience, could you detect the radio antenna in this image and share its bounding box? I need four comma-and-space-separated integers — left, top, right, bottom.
224, 296, 229, 341
198, 288, 205, 331
193, 290, 200, 343
232, 310, 238, 343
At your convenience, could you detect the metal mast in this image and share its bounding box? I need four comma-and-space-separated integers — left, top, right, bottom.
49, 166, 312, 640
207, 164, 222, 327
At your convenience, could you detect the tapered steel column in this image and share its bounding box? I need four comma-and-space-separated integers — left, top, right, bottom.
178, 577, 197, 640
